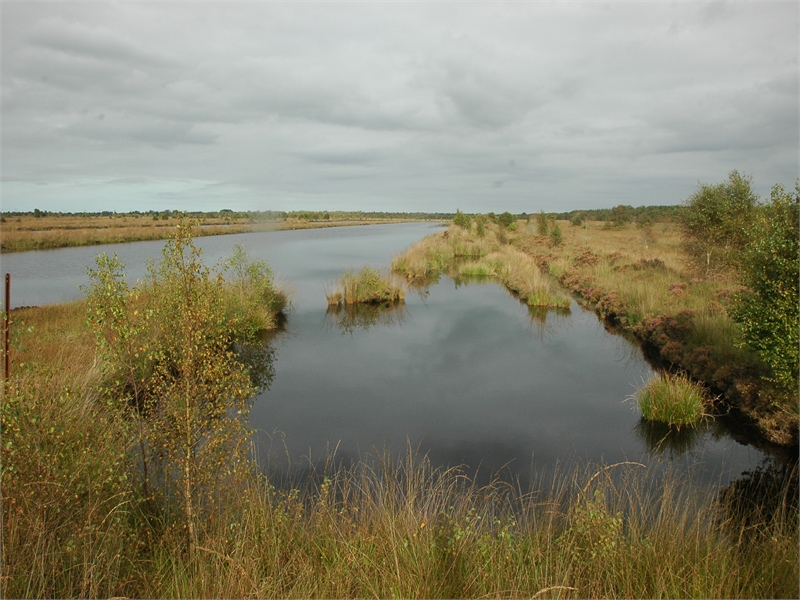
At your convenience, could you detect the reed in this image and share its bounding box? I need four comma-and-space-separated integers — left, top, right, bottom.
634, 372, 707, 427
326, 266, 406, 306
394, 227, 569, 309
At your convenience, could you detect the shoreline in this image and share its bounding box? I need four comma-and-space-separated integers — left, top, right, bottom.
0, 217, 440, 254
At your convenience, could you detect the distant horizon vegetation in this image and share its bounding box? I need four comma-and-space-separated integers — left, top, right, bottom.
1, 204, 681, 224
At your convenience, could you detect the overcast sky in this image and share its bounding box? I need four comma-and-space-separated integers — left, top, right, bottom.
2, 1, 797, 214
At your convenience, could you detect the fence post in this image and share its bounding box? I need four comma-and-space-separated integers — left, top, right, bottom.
4, 273, 9, 383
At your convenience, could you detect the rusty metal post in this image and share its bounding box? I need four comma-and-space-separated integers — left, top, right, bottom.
4, 273, 9, 383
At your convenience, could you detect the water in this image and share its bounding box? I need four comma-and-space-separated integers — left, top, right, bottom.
1, 222, 765, 487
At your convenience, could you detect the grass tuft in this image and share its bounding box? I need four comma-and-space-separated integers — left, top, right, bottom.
634, 372, 707, 427
326, 265, 406, 306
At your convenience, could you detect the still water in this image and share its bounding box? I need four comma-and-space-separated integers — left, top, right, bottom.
1, 222, 764, 486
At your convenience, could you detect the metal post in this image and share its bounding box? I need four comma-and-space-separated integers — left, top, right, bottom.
4, 273, 9, 383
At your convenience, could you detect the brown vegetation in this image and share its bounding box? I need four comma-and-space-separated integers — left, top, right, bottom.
0, 213, 418, 253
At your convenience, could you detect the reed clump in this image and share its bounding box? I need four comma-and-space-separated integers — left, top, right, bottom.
326, 265, 406, 306
634, 372, 707, 427
394, 225, 569, 309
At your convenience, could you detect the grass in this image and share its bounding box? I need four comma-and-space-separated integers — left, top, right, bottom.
3, 222, 798, 597
0, 213, 422, 253
634, 372, 707, 427
326, 265, 406, 306
393, 225, 570, 309
3, 272, 798, 598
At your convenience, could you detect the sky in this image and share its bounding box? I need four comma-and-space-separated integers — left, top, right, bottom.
2, 1, 797, 214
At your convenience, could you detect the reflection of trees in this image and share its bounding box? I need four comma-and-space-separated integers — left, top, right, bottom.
233, 327, 281, 393
635, 418, 708, 458
717, 458, 798, 538
325, 302, 409, 335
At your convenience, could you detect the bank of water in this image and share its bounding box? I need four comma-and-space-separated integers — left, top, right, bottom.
1, 222, 767, 488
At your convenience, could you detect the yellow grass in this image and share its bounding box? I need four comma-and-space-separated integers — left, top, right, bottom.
0, 214, 421, 253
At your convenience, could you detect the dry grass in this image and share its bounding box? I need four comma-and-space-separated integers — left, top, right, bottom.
2, 289, 798, 598
326, 266, 406, 306
0, 214, 419, 253
393, 224, 569, 308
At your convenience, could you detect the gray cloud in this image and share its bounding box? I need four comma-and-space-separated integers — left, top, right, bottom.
2, 2, 797, 213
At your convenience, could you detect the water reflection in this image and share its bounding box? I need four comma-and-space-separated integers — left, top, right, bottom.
234, 328, 281, 393
717, 457, 798, 538
635, 418, 709, 458
526, 305, 571, 340
325, 302, 409, 335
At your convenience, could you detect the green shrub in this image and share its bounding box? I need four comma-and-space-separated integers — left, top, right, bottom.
453, 209, 472, 230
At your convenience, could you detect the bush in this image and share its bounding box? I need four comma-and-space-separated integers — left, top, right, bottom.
536, 210, 549, 236
549, 223, 563, 246
731, 184, 799, 396
679, 170, 758, 274
453, 209, 472, 230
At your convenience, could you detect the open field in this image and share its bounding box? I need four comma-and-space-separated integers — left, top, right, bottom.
0, 213, 432, 253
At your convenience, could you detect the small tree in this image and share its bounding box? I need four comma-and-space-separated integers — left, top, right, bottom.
609, 205, 633, 228
549, 223, 563, 246
496, 211, 516, 229
453, 209, 472, 230
474, 214, 487, 238
679, 170, 758, 275
730, 183, 799, 395
85, 224, 282, 554
536, 210, 549, 236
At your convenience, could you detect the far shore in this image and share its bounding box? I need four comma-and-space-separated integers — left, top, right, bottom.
0, 214, 441, 253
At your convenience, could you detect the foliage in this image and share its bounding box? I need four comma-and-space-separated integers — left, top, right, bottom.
549, 223, 563, 246
730, 184, 799, 395
678, 170, 758, 274
570, 214, 583, 227
536, 210, 549, 236
475, 214, 487, 238
84, 224, 283, 553
609, 204, 633, 228
452, 209, 472, 230
496, 211, 516, 229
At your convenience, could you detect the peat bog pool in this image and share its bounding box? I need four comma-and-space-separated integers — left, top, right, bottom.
1, 222, 770, 489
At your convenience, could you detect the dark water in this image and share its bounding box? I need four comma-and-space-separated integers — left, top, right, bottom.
1, 223, 766, 487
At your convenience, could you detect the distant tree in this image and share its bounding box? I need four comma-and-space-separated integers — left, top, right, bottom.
730, 183, 799, 395
453, 209, 472, 229
609, 205, 633, 228
536, 210, 549, 236
679, 170, 758, 275
496, 211, 515, 229
570, 214, 583, 227
475, 214, 487, 238
549, 223, 563, 246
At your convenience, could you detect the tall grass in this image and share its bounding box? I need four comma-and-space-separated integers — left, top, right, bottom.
394, 227, 569, 309
634, 372, 707, 427
326, 266, 406, 306
3, 301, 798, 598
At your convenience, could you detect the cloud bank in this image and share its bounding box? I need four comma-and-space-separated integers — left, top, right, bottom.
2, 2, 797, 213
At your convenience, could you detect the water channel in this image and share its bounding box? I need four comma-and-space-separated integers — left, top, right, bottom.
1, 222, 768, 488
